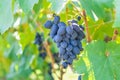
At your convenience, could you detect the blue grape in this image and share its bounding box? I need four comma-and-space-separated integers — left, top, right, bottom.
56, 42, 60, 47
66, 58, 73, 65
54, 35, 62, 43
78, 30, 85, 39
63, 37, 70, 43
77, 16, 81, 21
58, 22, 66, 27
79, 25, 84, 31
71, 40, 77, 46
39, 52, 46, 59
66, 26, 73, 34
63, 53, 69, 60
69, 53, 76, 59
62, 62, 68, 68
65, 33, 71, 39
50, 24, 59, 38
57, 26, 66, 35
71, 31, 78, 39
73, 47, 80, 55
54, 16, 60, 24
59, 47, 66, 55
66, 45, 73, 51
34, 32, 43, 45
44, 20, 53, 29
78, 41, 83, 51
60, 41, 67, 48
71, 20, 78, 23
72, 23, 81, 33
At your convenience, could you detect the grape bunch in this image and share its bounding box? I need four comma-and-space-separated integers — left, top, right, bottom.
44, 15, 85, 68
34, 32, 47, 59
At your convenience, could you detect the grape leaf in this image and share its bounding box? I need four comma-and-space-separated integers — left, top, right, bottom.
0, 0, 13, 34
18, 0, 39, 13
86, 41, 120, 80
48, 0, 67, 14
79, 0, 113, 20
73, 57, 89, 80
113, 0, 120, 28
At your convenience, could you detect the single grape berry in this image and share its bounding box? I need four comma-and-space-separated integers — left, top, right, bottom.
54, 16, 60, 24
73, 47, 80, 55
50, 24, 59, 38
66, 45, 73, 51
59, 47, 66, 55
77, 16, 81, 21
79, 25, 84, 31
57, 26, 66, 35
66, 26, 73, 35
54, 35, 62, 43
60, 41, 68, 48
62, 62, 68, 68
44, 20, 53, 29
71, 40, 78, 46
66, 58, 73, 65
63, 53, 69, 60
71, 20, 78, 23
39, 52, 47, 59
71, 31, 78, 39
58, 22, 66, 27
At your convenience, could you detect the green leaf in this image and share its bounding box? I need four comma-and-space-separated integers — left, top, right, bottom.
73, 57, 89, 80
79, 0, 113, 20
5, 42, 21, 60
48, 0, 68, 14
113, 0, 120, 28
86, 41, 120, 80
0, 0, 13, 34
18, 0, 39, 13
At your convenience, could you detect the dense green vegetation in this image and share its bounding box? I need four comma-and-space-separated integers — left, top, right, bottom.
0, 0, 120, 80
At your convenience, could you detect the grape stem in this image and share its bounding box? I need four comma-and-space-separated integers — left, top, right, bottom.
70, 1, 83, 17
60, 66, 64, 80
82, 10, 91, 43
43, 42, 55, 68
112, 29, 118, 40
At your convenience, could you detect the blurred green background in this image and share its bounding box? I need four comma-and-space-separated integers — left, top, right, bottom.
0, 0, 120, 80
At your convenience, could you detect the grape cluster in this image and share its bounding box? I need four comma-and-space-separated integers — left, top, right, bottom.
44, 16, 85, 68
34, 32, 47, 59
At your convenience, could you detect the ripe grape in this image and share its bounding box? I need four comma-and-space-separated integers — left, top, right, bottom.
54, 35, 62, 43
71, 20, 78, 23
58, 22, 66, 27
66, 45, 73, 51
77, 16, 81, 21
57, 25, 66, 35
62, 62, 68, 68
44, 20, 53, 29
54, 16, 60, 24
71, 40, 78, 46
59, 47, 66, 55
50, 24, 59, 38
60, 41, 68, 48
73, 47, 80, 55
66, 58, 73, 65
66, 26, 73, 35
